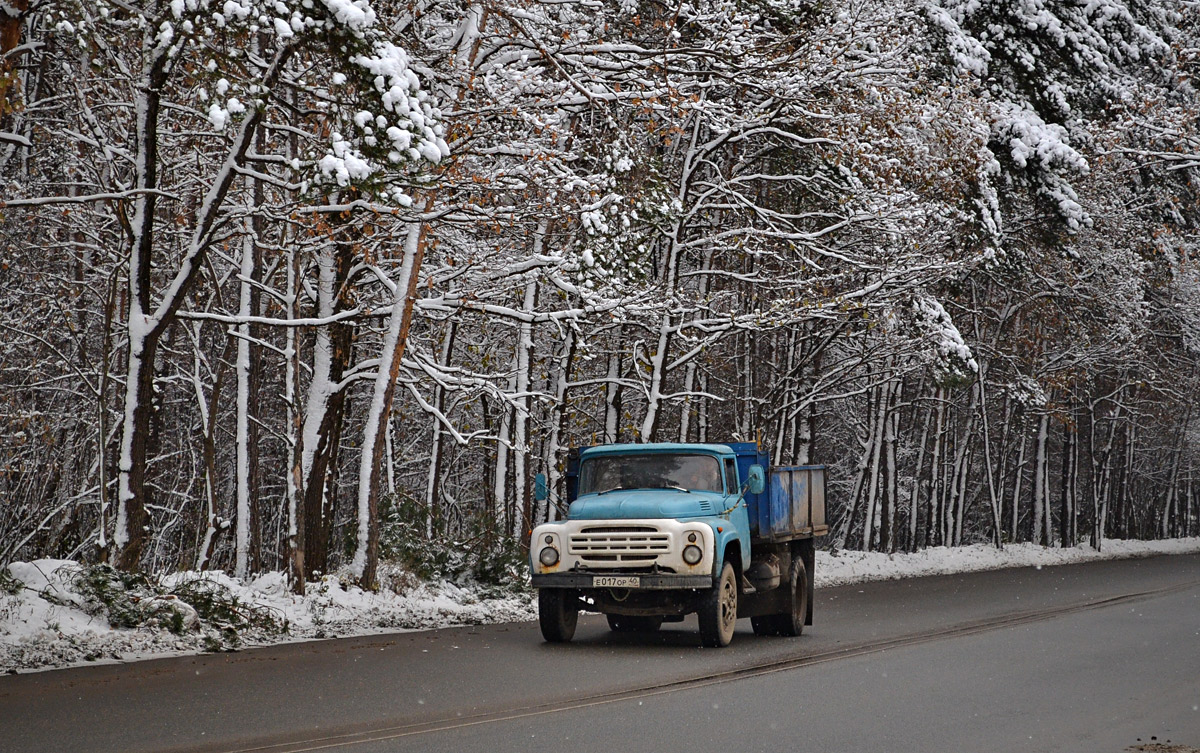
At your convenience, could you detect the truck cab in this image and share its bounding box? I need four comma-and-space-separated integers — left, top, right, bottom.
530, 442, 826, 647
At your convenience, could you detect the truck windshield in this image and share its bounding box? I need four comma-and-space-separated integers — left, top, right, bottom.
578, 454, 722, 494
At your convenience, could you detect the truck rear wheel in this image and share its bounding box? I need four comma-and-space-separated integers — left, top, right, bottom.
751, 556, 808, 637
606, 614, 664, 633
538, 589, 578, 643
698, 562, 738, 647
777, 556, 808, 637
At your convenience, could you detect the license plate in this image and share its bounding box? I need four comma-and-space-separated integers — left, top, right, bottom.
593, 576, 640, 588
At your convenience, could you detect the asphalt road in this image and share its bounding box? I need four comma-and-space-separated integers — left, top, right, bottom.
2, 554, 1198, 753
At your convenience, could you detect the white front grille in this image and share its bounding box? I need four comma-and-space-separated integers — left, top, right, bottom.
570, 526, 670, 560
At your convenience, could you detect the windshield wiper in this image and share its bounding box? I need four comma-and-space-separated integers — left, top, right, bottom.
597, 484, 692, 494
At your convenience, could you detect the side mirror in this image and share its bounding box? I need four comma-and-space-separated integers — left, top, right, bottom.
747, 465, 766, 495
534, 473, 548, 502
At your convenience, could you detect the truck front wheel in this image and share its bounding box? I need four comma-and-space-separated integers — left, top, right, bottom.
538, 589, 578, 643
698, 561, 738, 647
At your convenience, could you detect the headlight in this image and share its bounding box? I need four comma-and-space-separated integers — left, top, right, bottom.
682, 544, 703, 565
538, 546, 560, 567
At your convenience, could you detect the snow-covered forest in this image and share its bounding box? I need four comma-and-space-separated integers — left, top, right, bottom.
2, 0, 1199, 590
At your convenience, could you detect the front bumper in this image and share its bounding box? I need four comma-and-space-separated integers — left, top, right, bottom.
531, 573, 713, 590
530, 517, 716, 578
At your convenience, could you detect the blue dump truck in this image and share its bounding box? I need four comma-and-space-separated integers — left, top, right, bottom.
530, 442, 827, 647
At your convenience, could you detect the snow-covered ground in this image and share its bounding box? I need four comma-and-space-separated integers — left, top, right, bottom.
3, 537, 1198, 674
814, 537, 1200, 587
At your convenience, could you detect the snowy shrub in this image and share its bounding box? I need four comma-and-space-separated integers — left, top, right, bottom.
62, 564, 285, 646
168, 577, 285, 637
0, 569, 23, 628
0, 568, 22, 596
377, 496, 461, 581
138, 597, 201, 635
378, 494, 530, 594
469, 538, 531, 598
71, 564, 154, 629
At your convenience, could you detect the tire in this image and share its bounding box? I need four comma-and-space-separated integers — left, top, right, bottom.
750, 555, 808, 638
777, 555, 808, 637
606, 614, 664, 633
801, 541, 815, 626
538, 589, 578, 643
698, 561, 738, 647
806, 556, 815, 626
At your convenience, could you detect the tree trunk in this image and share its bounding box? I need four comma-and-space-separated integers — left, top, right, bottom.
881, 381, 899, 553
1160, 405, 1190, 539
300, 242, 357, 578
113, 41, 296, 571
926, 387, 946, 548
544, 327, 577, 520
603, 350, 622, 444
1059, 413, 1076, 548
234, 228, 258, 578
977, 364, 1003, 548
773, 331, 794, 464
1033, 412, 1049, 545
0, 0, 29, 109
1119, 421, 1136, 539
679, 359, 698, 444
195, 328, 233, 570
493, 392, 512, 536
908, 394, 932, 552
112, 46, 172, 571
286, 239, 305, 592
1010, 414, 1028, 543
94, 272, 120, 561
640, 112, 704, 441
640, 308, 675, 443
739, 332, 754, 440
353, 221, 428, 587
512, 278, 538, 543
424, 320, 458, 537
947, 383, 978, 547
